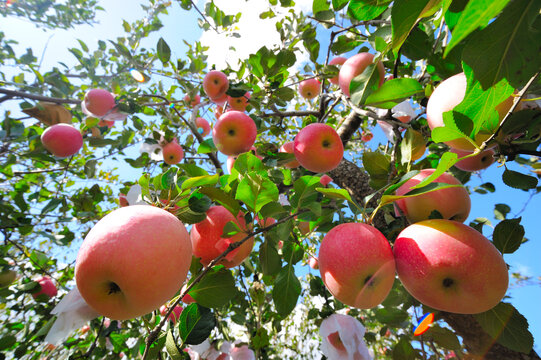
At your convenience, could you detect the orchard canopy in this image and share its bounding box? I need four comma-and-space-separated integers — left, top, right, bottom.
1, 0, 541, 359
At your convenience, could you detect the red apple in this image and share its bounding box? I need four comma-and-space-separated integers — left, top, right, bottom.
394, 219, 509, 314
180, 284, 195, 304
41, 124, 83, 158
361, 131, 373, 142
98, 119, 115, 128
328, 57, 347, 85
299, 78, 321, 99
338, 53, 385, 97
394, 169, 471, 223
184, 94, 201, 107
213, 111, 257, 156
83, 89, 115, 118
320, 175, 332, 186
32, 276, 57, 299
75, 205, 192, 320
279, 141, 300, 168
160, 304, 183, 324
203, 70, 229, 103
294, 123, 344, 173
426, 72, 513, 151
450, 148, 495, 172
162, 141, 184, 165
227, 92, 250, 111
190, 206, 254, 268
195, 117, 211, 137
318, 222, 395, 309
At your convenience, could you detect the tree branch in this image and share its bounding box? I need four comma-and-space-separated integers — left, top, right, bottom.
0, 88, 80, 105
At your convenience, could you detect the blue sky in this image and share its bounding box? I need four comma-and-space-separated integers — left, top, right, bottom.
1, 0, 539, 350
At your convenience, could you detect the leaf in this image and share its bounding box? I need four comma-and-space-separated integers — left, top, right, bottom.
40, 198, 62, 214
157, 37, 171, 64
189, 267, 236, 308
0, 335, 16, 351
165, 330, 184, 360
392, 338, 416, 360
410, 152, 458, 189
22, 102, 72, 126
362, 151, 390, 177
178, 304, 216, 345
391, 0, 431, 55
236, 172, 279, 213
444, 0, 511, 57
316, 188, 353, 203
364, 78, 423, 108
289, 176, 320, 209
475, 302, 534, 354
181, 174, 220, 190
197, 138, 217, 154
350, 63, 383, 106
380, 182, 464, 207
272, 265, 301, 318
462, 0, 541, 89
375, 307, 409, 326
332, 0, 350, 11
198, 186, 240, 215
425, 325, 461, 350
502, 169, 538, 190
259, 240, 282, 275
348, 0, 389, 21
492, 218, 525, 254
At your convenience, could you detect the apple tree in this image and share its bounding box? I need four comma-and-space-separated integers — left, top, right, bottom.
1, 0, 541, 359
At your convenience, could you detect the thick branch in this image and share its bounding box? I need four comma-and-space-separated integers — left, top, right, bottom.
0, 88, 80, 105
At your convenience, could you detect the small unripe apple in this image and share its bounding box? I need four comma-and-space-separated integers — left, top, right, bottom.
338, 53, 385, 97
162, 141, 184, 165
328, 57, 347, 85
41, 124, 83, 158
213, 111, 257, 156
203, 70, 229, 103
184, 94, 201, 107
32, 276, 57, 300
299, 78, 321, 99
227, 92, 250, 111
450, 148, 495, 172
279, 141, 300, 168
294, 123, 344, 173
394, 219, 509, 314
319, 222, 395, 309
159, 304, 183, 324
83, 89, 116, 118
195, 117, 211, 137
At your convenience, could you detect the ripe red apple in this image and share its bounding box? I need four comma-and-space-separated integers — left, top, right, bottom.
279, 141, 300, 168
299, 78, 321, 99
328, 57, 347, 85
294, 123, 344, 173
159, 304, 183, 324
75, 205, 192, 320
41, 124, 83, 158
361, 131, 373, 142
195, 117, 211, 137
184, 94, 201, 107
190, 206, 254, 268
227, 92, 250, 111
394, 168, 471, 223
83, 89, 115, 118
318, 222, 395, 308
213, 111, 257, 156
394, 219, 509, 314
0, 269, 17, 288
320, 175, 332, 186
338, 53, 385, 97
162, 141, 184, 165
426, 72, 513, 150
203, 70, 229, 103
32, 276, 57, 300
450, 148, 495, 172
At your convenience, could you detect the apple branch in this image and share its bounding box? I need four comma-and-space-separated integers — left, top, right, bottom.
0, 88, 80, 105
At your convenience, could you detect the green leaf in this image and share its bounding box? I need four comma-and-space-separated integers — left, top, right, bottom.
316, 188, 353, 203
181, 174, 220, 190
289, 176, 320, 209
393, 338, 416, 360
410, 152, 458, 189
350, 63, 383, 106
391, 0, 431, 55
272, 265, 301, 318
199, 187, 240, 215
362, 151, 391, 177
84, 159, 97, 178
178, 304, 216, 345
380, 182, 464, 207
444, 0, 511, 57
40, 198, 62, 214
502, 169, 538, 190
259, 240, 282, 275
165, 330, 184, 360
0, 335, 16, 351
197, 138, 217, 154
157, 37, 171, 64
375, 307, 409, 326
236, 173, 279, 213
475, 302, 534, 354
332, 0, 350, 11
492, 218, 525, 254
364, 78, 423, 108
462, 0, 541, 89
425, 325, 461, 350
190, 267, 237, 308
348, 0, 389, 21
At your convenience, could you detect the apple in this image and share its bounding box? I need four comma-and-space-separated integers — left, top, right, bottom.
83, 89, 116, 118
203, 70, 229, 103
299, 78, 321, 99
75, 205, 192, 320
318, 222, 395, 309
41, 123, 83, 158
394, 219, 509, 314
194, 117, 211, 137
119, 193, 129, 207
160, 304, 183, 324
184, 94, 201, 107
294, 123, 344, 173
190, 206, 254, 268
0, 269, 17, 288
227, 92, 250, 111
320, 175, 332, 186
394, 169, 471, 223
309, 257, 319, 270
338, 53, 385, 97
80, 325, 90, 335
279, 141, 300, 168
213, 111, 257, 156
426, 72, 513, 150
180, 284, 195, 304
328, 57, 347, 85
361, 131, 373, 142
450, 148, 495, 172
162, 140, 184, 165
32, 276, 57, 300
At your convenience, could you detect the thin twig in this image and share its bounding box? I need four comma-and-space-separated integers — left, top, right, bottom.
0, 88, 80, 105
